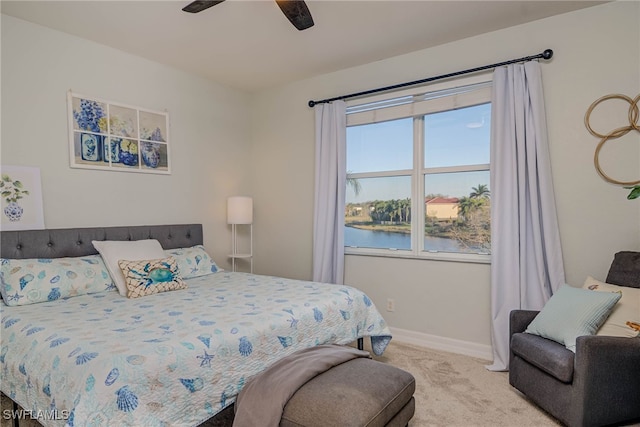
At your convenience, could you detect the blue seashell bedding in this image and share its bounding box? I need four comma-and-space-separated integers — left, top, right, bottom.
0, 271, 392, 426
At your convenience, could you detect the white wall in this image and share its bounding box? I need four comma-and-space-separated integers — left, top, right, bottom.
1, 14, 252, 267
250, 1, 640, 352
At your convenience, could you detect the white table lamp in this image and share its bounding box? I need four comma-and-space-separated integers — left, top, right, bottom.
227, 196, 253, 272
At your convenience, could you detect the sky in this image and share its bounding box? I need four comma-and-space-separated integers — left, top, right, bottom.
346, 103, 491, 203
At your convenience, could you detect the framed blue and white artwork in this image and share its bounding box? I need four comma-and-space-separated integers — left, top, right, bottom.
67, 91, 171, 174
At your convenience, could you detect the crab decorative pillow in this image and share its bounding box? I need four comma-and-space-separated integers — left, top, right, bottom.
118, 257, 186, 299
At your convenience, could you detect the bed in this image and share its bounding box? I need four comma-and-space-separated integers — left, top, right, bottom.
0, 224, 392, 427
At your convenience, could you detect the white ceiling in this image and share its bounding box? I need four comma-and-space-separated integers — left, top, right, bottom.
1, 1, 606, 92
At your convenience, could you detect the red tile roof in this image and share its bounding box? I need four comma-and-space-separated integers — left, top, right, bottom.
425, 197, 459, 204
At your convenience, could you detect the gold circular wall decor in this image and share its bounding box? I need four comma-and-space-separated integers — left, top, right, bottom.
584, 93, 640, 186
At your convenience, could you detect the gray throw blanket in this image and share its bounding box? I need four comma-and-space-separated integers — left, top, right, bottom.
232, 344, 371, 427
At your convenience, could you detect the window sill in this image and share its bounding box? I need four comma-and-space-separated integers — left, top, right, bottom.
344, 247, 491, 264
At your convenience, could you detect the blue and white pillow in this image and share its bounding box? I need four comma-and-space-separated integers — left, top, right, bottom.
0, 255, 116, 306
118, 256, 187, 298
164, 245, 220, 279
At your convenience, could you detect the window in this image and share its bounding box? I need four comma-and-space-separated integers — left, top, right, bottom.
345, 78, 491, 262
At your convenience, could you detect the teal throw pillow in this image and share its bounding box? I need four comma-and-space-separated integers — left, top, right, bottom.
525, 284, 621, 352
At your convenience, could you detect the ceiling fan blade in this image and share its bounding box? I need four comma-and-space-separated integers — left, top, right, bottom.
182, 0, 225, 14
275, 0, 314, 31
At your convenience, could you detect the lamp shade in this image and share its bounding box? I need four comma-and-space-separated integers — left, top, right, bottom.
227, 196, 253, 224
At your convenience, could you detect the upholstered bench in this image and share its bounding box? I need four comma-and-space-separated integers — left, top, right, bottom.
280, 357, 415, 427
234, 345, 415, 427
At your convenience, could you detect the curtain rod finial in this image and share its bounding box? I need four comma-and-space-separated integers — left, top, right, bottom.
308, 100, 316, 108
542, 49, 553, 60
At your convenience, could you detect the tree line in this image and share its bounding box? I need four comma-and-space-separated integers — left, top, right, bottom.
345, 184, 491, 251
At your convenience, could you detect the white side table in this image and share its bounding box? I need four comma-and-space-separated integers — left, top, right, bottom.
229, 223, 253, 273
229, 253, 253, 273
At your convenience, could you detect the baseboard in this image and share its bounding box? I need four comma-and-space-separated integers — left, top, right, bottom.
389, 326, 493, 361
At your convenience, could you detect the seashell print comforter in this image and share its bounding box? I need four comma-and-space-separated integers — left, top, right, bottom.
0, 271, 392, 426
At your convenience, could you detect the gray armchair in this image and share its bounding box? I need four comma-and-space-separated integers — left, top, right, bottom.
509, 251, 640, 427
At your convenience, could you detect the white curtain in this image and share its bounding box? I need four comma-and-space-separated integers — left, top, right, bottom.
313, 101, 347, 284
487, 62, 565, 371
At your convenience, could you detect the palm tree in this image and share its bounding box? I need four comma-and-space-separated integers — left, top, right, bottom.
457, 196, 484, 221
470, 184, 490, 199
457, 197, 474, 221
400, 198, 411, 223
370, 200, 387, 222
346, 172, 362, 196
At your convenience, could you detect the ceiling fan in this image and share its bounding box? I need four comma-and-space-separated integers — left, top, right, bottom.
182, 0, 314, 31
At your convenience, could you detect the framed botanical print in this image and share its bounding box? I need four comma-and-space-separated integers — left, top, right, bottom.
67, 92, 171, 174
1, 165, 45, 231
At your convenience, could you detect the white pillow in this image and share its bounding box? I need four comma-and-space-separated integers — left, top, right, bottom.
583, 276, 640, 338
92, 239, 166, 296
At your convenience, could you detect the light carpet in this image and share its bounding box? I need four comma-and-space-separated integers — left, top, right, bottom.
2, 340, 563, 426
372, 340, 560, 426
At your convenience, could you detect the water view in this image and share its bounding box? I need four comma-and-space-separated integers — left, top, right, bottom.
344, 226, 478, 253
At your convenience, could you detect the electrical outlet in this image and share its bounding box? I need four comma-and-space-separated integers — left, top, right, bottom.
386, 298, 395, 312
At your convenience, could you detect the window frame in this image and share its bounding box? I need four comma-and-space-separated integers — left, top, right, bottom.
344, 74, 492, 264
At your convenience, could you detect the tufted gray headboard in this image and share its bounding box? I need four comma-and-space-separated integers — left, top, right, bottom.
0, 224, 203, 259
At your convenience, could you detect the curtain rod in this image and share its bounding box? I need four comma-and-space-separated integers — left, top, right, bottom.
308, 49, 553, 108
